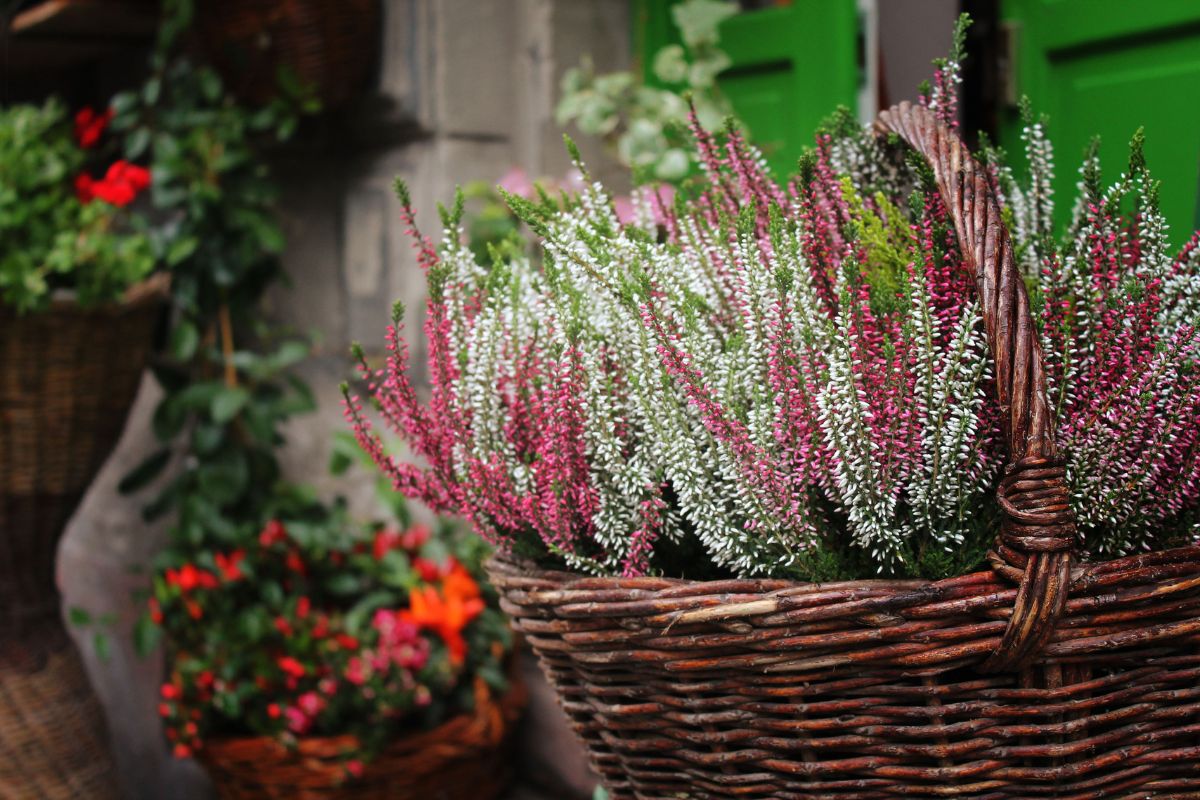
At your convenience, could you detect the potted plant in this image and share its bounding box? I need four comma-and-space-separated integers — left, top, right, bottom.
0, 99, 164, 798
345, 19, 1200, 798
142, 513, 522, 799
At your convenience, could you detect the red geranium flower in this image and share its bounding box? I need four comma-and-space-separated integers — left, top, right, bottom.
372, 529, 400, 560
277, 656, 306, 679
259, 519, 287, 547
165, 564, 219, 592
75, 173, 96, 203
213, 550, 245, 582
76, 160, 151, 208
74, 106, 113, 148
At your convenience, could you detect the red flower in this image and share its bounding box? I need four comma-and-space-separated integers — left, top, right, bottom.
91, 160, 150, 207
165, 564, 219, 592
372, 529, 400, 561
346, 760, 364, 779
267, 703, 281, 719
285, 550, 306, 575
172, 743, 192, 759
160, 683, 181, 700
214, 550, 245, 582
157, 703, 171, 717
413, 557, 440, 583
273, 617, 292, 636
148, 597, 163, 624
196, 671, 215, 691
75, 173, 96, 203
259, 519, 287, 547
74, 107, 112, 148
400, 525, 430, 551
277, 656, 306, 679
334, 633, 359, 651
296, 596, 311, 619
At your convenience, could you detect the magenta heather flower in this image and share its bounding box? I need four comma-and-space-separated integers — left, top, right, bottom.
348, 62, 1199, 577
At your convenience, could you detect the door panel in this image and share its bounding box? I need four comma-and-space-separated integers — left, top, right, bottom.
1001, 0, 1200, 240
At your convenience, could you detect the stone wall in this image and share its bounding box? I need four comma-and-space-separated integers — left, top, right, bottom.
60, 2, 629, 796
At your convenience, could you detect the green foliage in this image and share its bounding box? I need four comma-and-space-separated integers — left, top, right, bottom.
113, 0, 326, 547
0, 101, 154, 312
555, 0, 738, 182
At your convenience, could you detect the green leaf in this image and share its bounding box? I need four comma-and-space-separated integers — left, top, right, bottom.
169, 320, 199, 360
68, 606, 91, 626
165, 235, 199, 266
190, 423, 225, 455
152, 396, 188, 440
133, 614, 161, 657
126, 127, 152, 160
119, 448, 171, 494
211, 387, 250, 424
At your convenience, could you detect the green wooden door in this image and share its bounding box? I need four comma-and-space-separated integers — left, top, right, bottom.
1000, 0, 1200, 240
635, 0, 860, 178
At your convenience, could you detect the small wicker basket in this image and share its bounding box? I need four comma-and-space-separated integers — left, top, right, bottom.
486, 103, 1200, 799
200, 675, 526, 800
192, 0, 380, 110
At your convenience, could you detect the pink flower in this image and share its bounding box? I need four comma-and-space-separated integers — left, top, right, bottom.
497, 167, 535, 199
345, 656, 368, 686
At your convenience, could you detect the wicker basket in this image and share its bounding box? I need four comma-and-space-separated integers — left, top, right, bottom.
0, 626, 122, 800
200, 675, 527, 800
0, 276, 165, 798
485, 103, 1200, 799
192, 0, 380, 110
0, 276, 166, 635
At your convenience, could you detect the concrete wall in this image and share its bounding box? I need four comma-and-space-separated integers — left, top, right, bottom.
61, 2, 629, 797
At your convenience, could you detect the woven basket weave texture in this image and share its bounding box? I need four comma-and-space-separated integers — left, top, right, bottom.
201, 675, 526, 800
0, 280, 163, 635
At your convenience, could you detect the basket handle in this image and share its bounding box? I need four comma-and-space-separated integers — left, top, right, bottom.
874, 102, 1077, 672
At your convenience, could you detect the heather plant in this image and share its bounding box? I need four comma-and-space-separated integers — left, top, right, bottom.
348, 34, 1199, 581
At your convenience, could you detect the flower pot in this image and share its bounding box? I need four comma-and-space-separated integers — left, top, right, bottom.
0, 275, 166, 797
483, 104, 1200, 800
192, 0, 380, 111
199, 675, 527, 800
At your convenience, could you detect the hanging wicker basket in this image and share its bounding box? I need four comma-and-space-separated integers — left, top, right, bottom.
0, 275, 166, 635
200, 674, 527, 800
485, 103, 1200, 799
192, 0, 380, 111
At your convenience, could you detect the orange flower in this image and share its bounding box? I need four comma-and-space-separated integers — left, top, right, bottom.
400, 575, 485, 666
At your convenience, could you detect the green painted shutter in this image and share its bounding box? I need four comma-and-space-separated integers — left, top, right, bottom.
1000, 0, 1200, 240
635, 0, 860, 178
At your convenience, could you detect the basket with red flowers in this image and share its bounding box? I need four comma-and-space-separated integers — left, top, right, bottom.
140, 515, 522, 800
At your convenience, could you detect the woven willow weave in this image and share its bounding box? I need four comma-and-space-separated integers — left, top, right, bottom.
1, 277, 164, 798
201, 676, 526, 799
